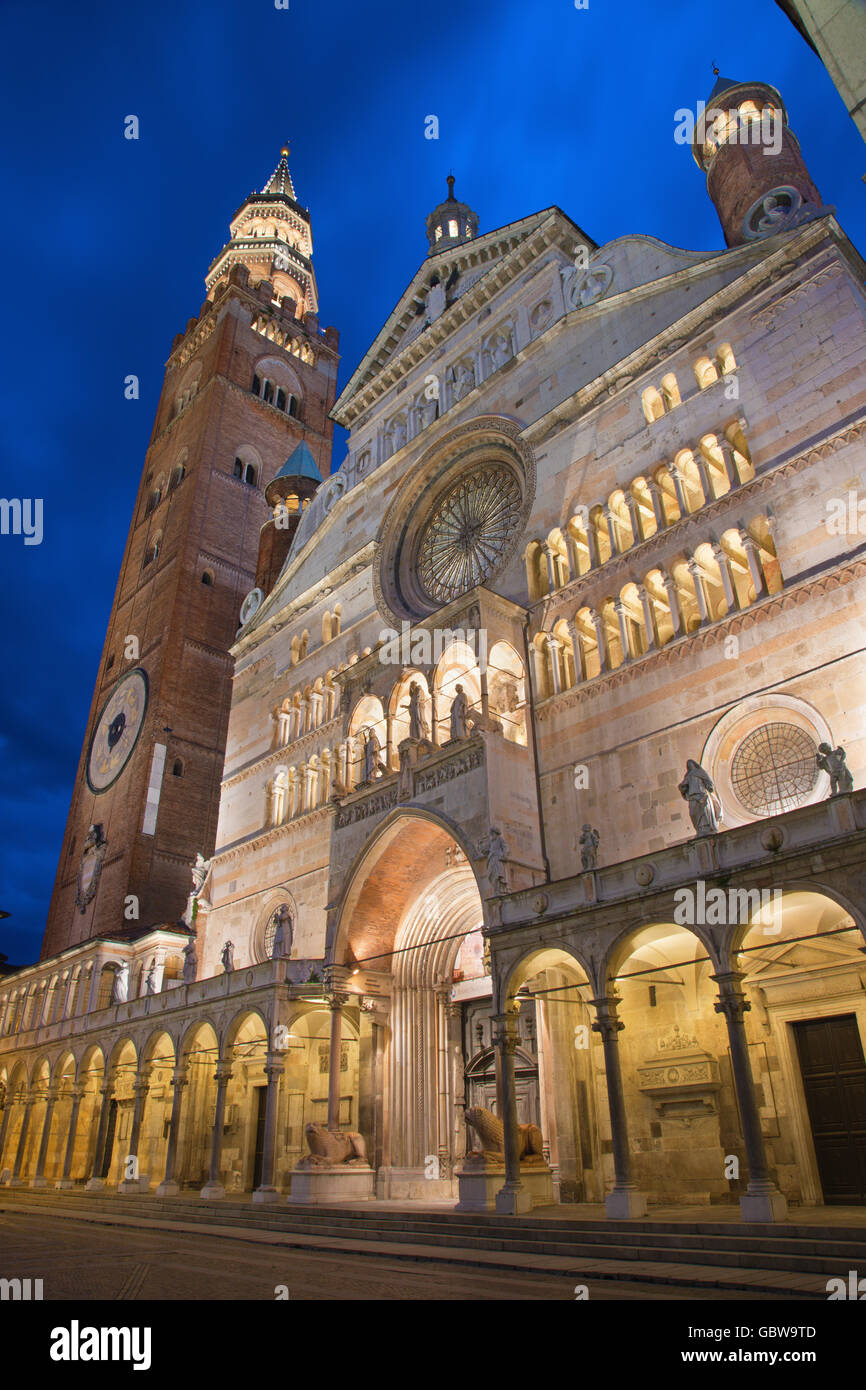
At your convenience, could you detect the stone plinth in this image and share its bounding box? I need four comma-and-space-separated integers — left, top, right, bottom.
289, 1164, 375, 1204
454, 1160, 554, 1212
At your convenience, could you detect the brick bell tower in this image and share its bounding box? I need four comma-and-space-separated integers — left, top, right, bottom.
41, 146, 339, 959
692, 74, 826, 247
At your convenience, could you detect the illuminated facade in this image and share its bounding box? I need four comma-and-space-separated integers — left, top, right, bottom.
2, 81, 866, 1220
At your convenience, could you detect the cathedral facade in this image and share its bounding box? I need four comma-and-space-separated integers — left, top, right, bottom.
2, 79, 866, 1220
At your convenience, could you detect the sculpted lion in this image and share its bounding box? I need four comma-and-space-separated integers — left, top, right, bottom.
297, 1122, 368, 1168
465, 1106, 546, 1166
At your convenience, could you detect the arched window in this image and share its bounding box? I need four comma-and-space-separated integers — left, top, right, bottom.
641, 386, 665, 423
660, 373, 681, 409
288, 394, 300, 419
244, 463, 257, 486
694, 356, 719, 390
275, 387, 287, 412
201, 570, 214, 586
142, 531, 161, 568
252, 373, 262, 396
169, 464, 185, 491
262, 380, 275, 405
172, 758, 184, 777
145, 487, 161, 516
234, 457, 244, 479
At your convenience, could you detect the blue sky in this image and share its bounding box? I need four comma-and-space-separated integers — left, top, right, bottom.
0, 0, 863, 964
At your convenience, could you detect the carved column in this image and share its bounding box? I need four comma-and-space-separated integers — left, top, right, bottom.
253, 1054, 285, 1203
434, 985, 452, 1180
625, 491, 641, 546
602, 504, 619, 556
712, 971, 787, 1221
687, 557, 710, 624
589, 609, 607, 672
741, 532, 768, 599
0, 1091, 14, 1168
711, 542, 738, 611
57, 1087, 83, 1188
327, 992, 348, 1132
566, 618, 586, 683
586, 518, 601, 569
196, 1064, 231, 1199
493, 1012, 531, 1214
155, 1065, 188, 1196
543, 544, 558, 593
30, 1087, 59, 1188
118, 1073, 150, 1192
637, 584, 658, 650
717, 439, 741, 488
662, 571, 684, 637
693, 451, 714, 504
668, 463, 689, 517
546, 636, 562, 695
84, 1081, 114, 1190
8, 1096, 34, 1187
647, 478, 667, 530
589, 995, 646, 1218
613, 598, 632, 663
565, 529, 581, 579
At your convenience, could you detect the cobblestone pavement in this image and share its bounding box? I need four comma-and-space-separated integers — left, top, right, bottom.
0, 1211, 783, 1301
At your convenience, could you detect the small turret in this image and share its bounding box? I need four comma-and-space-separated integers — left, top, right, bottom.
425, 174, 479, 255
255, 441, 322, 596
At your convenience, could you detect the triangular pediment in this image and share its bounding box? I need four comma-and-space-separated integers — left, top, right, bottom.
333, 206, 596, 424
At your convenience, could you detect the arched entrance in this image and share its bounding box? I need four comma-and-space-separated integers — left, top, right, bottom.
331, 811, 488, 1199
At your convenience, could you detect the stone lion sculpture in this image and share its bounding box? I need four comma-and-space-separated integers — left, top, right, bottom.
464, 1106, 545, 1166
297, 1122, 368, 1168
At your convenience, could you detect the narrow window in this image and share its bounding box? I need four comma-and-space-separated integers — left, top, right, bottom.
244, 464, 257, 486
234, 458, 244, 478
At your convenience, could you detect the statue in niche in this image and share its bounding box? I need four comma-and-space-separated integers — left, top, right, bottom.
678, 760, 723, 836
452, 360, 475, 402
182, 938, 197, 984
490, 335, 511, 370
110, 962, 129, 1005
404, 681, 429, 742
449, 684, 476, 741
397, 742, 414, 801
144, 963, 156, 995
388, 416, 406, 454
478, 827, 509, 895
221, 940, 235, 973
362, 727, 385, 783
578, 824, 600, 871
816, 743, 854, 796
271, 904, 293, 959
417, 393, 438, 430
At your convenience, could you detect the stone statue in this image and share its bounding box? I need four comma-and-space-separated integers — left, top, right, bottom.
271, 904, 293, 959
579, 824, 600, 871
678, 759, 723, 836
110, 962, 129, 1005
490, 335, 511, 370
464, 1106, 545, 1166
221, 940, 235, 973
182, 852, 211, 925
397, 741, 414, 801
816, 743, 854, 796
405, 681, 429, 742
389, 416, 406, 453
449, 684, 472, 741
144, 964, 156, 996
297, 1122, 368, 1168
182, 938, 197, 984
480, 827, 508, 895
452, 360, 474, 402
362, 727, 384, 783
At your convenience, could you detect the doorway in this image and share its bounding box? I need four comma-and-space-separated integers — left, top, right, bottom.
792, 1014, 866, 1204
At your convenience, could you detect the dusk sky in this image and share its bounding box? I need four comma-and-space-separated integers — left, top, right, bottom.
1, 0, 864, 964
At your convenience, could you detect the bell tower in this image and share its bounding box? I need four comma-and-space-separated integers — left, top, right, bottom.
692, 75, 826, 247
41, 148, 339, 959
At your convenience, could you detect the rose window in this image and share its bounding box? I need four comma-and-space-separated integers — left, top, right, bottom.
730, 722, 819, 817
416, 464, 522, 604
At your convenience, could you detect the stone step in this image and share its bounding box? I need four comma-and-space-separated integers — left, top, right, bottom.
4, 1191, 865, 1278
0, 1195, 830, 1297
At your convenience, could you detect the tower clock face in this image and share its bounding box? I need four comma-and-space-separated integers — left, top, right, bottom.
86, 667, 149, 793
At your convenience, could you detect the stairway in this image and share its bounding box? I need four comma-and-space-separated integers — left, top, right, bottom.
3, 1188, 865, 1297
